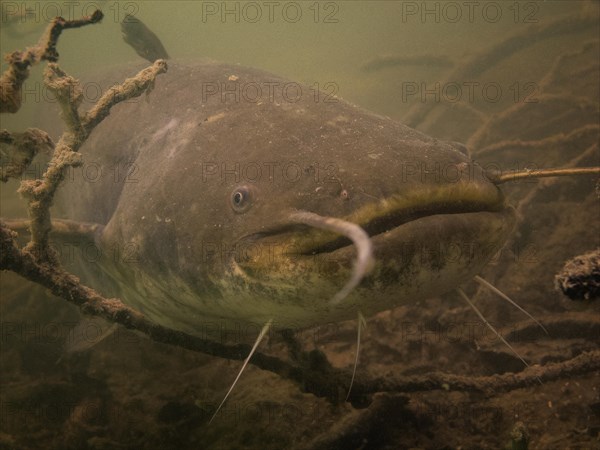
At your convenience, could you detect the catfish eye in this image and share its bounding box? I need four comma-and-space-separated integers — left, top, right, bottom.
230, 185, 254, 213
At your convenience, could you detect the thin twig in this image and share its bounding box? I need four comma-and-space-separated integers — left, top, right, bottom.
488, 167, 600, 185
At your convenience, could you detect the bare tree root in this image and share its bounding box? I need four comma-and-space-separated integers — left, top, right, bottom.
356, 350, 600, 399
402, 13, 598, 129
503, 312, 600, 341
305, 351, 597, 450
476, 124, 599, 157
536, 40, 599, 92
409, 39, 598, 142
467, 93, 597, 151
467, 40, 599, 152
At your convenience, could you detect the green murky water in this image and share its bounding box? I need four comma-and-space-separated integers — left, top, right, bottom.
1, 2, 599, 449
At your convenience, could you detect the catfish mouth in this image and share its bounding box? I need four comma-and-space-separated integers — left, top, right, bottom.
240, 183, 510, 257
234, 183, 515, 307
301, 198, 506, 255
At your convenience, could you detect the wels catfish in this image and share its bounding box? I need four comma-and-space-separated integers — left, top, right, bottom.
50, 61, 515, 339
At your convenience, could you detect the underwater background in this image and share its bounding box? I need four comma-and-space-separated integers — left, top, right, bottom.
1, 1, 599, 449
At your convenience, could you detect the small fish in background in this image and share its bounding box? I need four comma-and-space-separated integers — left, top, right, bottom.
121, 13, 169, 62
361, 54, 454, 72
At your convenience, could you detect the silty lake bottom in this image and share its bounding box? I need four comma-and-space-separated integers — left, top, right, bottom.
1, 1, 599, 449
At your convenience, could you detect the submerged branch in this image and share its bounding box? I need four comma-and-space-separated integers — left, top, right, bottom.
15, 59, 167, 261
487, 167, 600, 185
0, 10, 103, 114
476, 124, 600, 156
2, 217, 103, 240
0, 9, 114, 261
358, 350, 600, 398
83, 60, 167, 132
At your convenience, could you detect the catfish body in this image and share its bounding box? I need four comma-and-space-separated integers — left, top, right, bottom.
51, 61, 514, 335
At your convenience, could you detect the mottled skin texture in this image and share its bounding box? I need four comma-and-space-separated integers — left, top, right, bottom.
51, 61, 515, 335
